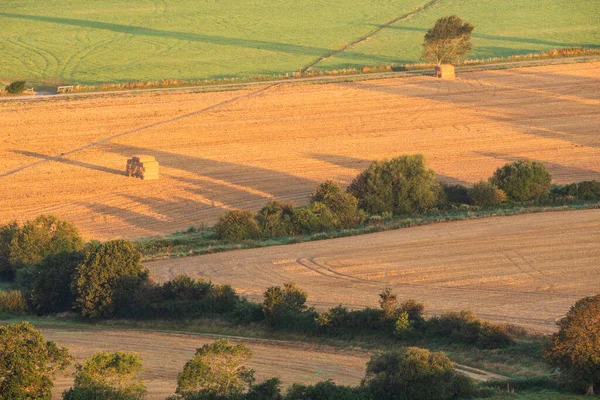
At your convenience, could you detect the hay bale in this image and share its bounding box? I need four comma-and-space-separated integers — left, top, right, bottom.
435, 64, 455, 79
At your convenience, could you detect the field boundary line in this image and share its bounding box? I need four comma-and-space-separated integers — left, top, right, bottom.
1, 56, 598, 103
300, 0, 441, 74
0, 83, 279, 179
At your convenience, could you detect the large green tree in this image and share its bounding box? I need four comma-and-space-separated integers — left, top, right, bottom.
63, 352, 147, 400
347, 155, 442, 215
72, 240, 148, 318
423, 15, 474, 65
176, 340, 255, 398
490, 160, 551, 202
0, 322, 72, 399
8, 215, 83, 272
544, 295, 600, 396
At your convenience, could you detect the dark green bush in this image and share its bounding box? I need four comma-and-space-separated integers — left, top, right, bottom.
551, 181, 600, 201
490, 160, 551, 201
214, 210, 260, 241
120, 275, 239, 319
316, 306, 387, 334
426, 310, 514, 349
72, 240, 148, 318
255, 200, 295, 238
362, 347, 474, 400
5, 80, 26, 94
0, 222, 19, 280
443, 184, 471, 205
286, 380, 373, 400
310, 181, 364, 228
247, 378, 284, 400
26, 251, 84, 314
262, 282, 308, 327
291, 202, 336, 234
469, 181, 506, 207
347, 155, 442, 215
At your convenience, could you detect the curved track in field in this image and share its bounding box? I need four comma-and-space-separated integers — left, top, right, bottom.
146, 209, 600, 333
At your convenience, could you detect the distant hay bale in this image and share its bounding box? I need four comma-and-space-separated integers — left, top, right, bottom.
126, 156, 159, 180
435, 64, 455, 79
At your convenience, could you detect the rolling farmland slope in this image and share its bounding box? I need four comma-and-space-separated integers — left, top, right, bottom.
146, 210, 600, 333
0, 0, 598, 86
1, 62, 599, 239
44, 327, 370, 399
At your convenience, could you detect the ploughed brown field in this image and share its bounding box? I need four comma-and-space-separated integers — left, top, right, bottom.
45, 327, 370, 399
147, 210, 600, 333
1, 62, 599, 240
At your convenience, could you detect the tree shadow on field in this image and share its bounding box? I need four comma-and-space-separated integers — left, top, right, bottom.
344, 68, 600, 150
11, 150, 125, 176
478, 151, 600, 182
0, 12, 398, 65
370, 25, 599, 49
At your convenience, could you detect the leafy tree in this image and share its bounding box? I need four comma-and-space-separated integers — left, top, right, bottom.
262, 282, 308, 326
6, 80, 26, 94
63, 352, 147, 400
8, 215, 83, 273
72, 240, 148, 318
544, 295, 600, 396
27, 250, 84, 314
423, 15, 474, 65
399, 299, 425, 324
255, 200, 295, 238
214, 210, 260, 241
0, 221, 19, 279
176, 340, 255, 398
0, 322, 72, 399
362, 347, 474, 400
291, 202, 336, 234
490, 160, 551, 202
469, 181, 506, 207
310, 181, 364, 228
347, 155, 442, 215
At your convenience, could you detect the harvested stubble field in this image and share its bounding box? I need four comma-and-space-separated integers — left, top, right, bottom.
147, 210, 600, 333
43, 327, 370, 399
1, 62, 599, 240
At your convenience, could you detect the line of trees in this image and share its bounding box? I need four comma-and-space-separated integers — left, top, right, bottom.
3, 290, 600, 399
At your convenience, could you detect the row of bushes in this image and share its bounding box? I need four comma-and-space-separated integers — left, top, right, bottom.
214, 155, 600, 242
215, 181, 365, 241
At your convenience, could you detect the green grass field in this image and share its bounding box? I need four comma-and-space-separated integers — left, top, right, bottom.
0, 0, 597, 86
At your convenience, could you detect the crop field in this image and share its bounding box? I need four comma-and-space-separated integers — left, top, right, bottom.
146, 209, 600, 333
42, 327, 370, 399
0, 0, 598, 86
1, 62, 599, 240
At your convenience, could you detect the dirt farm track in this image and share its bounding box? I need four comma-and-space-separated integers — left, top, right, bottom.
1, 62, 599, 240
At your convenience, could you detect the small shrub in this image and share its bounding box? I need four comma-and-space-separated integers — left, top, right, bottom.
443, 184, 471, 205
214, 210, 260, 241
255, 200, 295, 238
0, 290, 27, 313
469, 181, 506, 207
291, 202, 336, 234
399, 299, 425, 324
5, 80, 26, 94
347, 155, 441, 215
262, 282, 307, 327
393, 312, 412, 338
552, 181, 600, 201
311, 181, 364, 228
490, 160, 551, 201
286, 380, 372, 400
